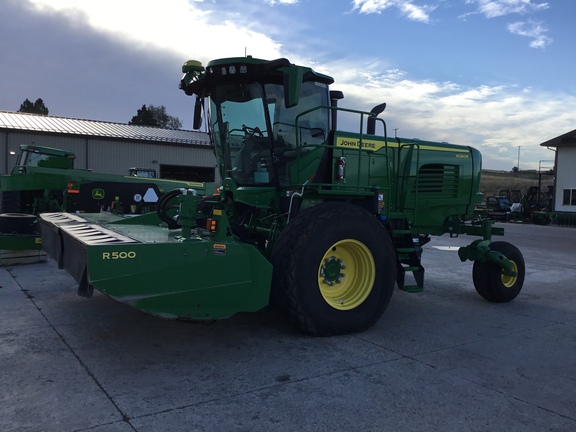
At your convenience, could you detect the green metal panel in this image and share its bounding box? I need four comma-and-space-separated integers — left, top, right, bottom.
86, 240, 272, 319
0, 234, 42, 250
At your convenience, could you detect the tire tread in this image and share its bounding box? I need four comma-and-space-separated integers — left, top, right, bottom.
271, 202, 395, 336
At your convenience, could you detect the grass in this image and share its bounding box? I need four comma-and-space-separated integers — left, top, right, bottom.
480, 170, 554, 200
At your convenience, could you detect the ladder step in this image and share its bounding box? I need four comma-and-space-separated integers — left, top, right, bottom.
396, 247, 416, 253
392, 230, 411, 236
402, 266, 421, 272
402, 284, 423, 293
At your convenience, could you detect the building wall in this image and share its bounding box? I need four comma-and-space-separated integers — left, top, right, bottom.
554, 146, 576, 212
0, 130, 6, 172
1, 130, 217, 181
84, 139, 215, 177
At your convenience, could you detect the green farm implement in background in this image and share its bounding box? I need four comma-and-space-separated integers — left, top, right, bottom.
0, 144, 215, 253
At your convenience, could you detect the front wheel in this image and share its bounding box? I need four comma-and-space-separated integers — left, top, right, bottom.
472, 241, 525, 303
271, 202, 396, 336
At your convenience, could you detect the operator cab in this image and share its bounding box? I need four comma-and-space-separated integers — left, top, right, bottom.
129, 167, 157, 178
180, 57, 334, 187
15, 144, 75, 172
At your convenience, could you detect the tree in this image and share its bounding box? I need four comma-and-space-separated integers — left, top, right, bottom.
511, 166, 519, 173
18, 98, 49, 115
129, 104, 182, 130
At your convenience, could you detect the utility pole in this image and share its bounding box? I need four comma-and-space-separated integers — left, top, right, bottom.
517, 145, 522, 171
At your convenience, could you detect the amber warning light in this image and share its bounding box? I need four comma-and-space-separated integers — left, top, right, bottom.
206, 219, 217, 231
67, 181, 80, 194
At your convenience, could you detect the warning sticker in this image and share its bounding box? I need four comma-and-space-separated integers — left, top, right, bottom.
143, 188, 159, 203
213, 244, 226, 256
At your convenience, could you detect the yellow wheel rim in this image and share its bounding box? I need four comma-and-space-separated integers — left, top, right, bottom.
501, 260, 518, 288
317, 239, 375, 310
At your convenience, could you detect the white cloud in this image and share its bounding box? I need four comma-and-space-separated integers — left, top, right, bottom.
464, 0, 549, 18
27, 0, 283, 63
323, 61, 573, 169
20, 0, 568, 170
265, 0, 299, 4
462, 0, 551, 49
508, 20, 552, 49
352, 0, 436, 23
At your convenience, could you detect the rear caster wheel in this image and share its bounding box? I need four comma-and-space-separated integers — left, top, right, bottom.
472, 241, 525, 302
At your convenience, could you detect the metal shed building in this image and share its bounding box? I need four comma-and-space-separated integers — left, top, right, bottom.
0, 111, 216, 182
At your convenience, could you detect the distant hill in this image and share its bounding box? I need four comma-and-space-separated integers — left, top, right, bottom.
480, 170, 554, 198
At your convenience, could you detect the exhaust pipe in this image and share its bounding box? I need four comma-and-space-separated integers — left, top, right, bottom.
367, 103, 386, 135
330, 90, 344, 131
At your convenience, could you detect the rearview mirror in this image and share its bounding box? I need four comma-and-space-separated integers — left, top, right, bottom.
193, 96, 203, 130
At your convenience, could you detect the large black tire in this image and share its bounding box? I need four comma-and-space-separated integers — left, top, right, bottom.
472, 241, 525, 303
0, 191, 21, 213
271, 202, 396, 336
0, 213, 38, 234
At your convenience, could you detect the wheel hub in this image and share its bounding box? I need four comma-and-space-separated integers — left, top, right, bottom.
320, 256, 346, 286
317, 239, 375, 310
501, 260, 518, 288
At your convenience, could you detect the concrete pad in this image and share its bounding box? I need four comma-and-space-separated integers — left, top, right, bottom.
0, 268, 48, 332
0, 314, 123, 432
1, 223, 576, 431
415, 323, 576, 419
359, 289, 556, 357
130, 358, 576, 432
30, 308, 401, 418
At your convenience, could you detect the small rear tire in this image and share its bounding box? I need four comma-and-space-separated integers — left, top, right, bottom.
472, 241, 525, 303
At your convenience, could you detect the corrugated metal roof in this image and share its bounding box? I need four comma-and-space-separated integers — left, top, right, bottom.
0, 111, 210, 146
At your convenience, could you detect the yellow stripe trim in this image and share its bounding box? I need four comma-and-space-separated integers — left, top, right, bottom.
335, 136, 469, 154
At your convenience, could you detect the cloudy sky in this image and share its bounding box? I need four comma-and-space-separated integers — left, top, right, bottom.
1, 0, 574, 170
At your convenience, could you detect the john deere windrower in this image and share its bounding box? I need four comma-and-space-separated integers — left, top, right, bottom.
40, 57, 525, 335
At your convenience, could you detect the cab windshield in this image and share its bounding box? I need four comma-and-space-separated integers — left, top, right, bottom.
21, 150, 51, 167
209, 81, 329, 186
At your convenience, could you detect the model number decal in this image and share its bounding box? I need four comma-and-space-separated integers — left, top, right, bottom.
102, 251, 137, 260
455, 153, 469, 158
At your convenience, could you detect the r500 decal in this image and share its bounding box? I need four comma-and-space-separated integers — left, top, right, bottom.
102, 251, 137, 260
